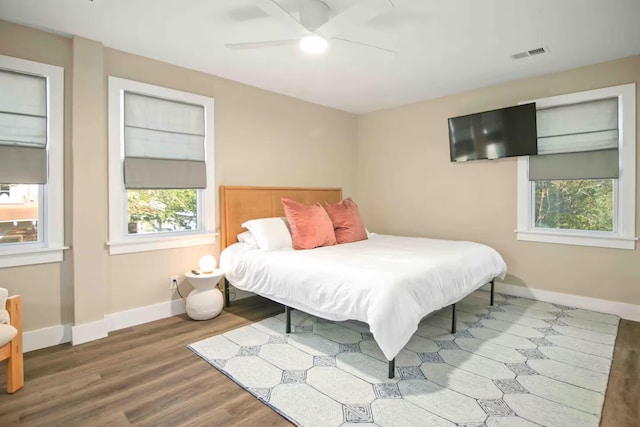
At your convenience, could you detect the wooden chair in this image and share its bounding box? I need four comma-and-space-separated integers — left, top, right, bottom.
0, 294, 23, 393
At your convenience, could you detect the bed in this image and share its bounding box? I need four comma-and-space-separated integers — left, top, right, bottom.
219, 186, 507, 378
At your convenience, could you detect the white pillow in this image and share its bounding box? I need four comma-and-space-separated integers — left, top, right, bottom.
236, 231, 259, 250
241, 217, 292, 251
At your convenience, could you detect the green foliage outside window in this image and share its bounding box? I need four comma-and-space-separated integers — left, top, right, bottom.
534, 179, 614, 232
127, 189, 197, 234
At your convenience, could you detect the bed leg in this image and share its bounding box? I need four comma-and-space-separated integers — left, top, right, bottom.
490, 279, 495, 306
224, 279, 231, 307
388, 358, 395, 379
285, 306, 291, 333
451, 303, 457, 334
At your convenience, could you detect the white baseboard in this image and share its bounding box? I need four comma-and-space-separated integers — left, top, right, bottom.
229, 285, 253, 302
71, 318, 109, 345
23, 323, 72, 353
25, 285, 639, 352
484, 282, 640, 322
24, 298, 186, 352
105, 298, 186, 332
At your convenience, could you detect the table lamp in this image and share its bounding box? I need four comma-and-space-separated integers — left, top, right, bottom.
199, 255, 216, 274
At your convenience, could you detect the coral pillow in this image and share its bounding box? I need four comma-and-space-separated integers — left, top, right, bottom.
281, 198, 337, 250
323, 197, 368, 244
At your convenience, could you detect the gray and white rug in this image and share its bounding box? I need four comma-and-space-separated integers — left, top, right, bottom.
188, 290, 618, 427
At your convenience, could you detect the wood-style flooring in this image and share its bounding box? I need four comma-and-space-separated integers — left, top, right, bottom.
601, 318, 640, 426
0, 296, 637, 427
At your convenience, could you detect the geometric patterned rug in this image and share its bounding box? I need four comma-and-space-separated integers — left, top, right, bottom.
188, 290, 618, 427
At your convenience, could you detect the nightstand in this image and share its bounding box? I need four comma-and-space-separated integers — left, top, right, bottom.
184, 269, 224, 320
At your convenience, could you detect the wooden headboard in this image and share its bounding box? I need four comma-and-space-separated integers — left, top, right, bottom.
219, 186, 343, 251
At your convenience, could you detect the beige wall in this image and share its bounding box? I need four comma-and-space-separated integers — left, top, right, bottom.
357, 55, 640, 305
71, 36, 108, 325
0, 21, 74, 330
104, 47, 357, 313
0, 20, 358, 331
1, 17, 637, 336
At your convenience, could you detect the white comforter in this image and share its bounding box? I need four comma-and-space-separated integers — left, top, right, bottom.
220, 234, 507, 360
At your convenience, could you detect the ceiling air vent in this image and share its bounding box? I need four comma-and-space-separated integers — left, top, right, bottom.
528, 47, 547, 56
512, 46, 549, 60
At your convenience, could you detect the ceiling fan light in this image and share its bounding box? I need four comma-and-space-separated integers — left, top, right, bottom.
299, 35, 328, 54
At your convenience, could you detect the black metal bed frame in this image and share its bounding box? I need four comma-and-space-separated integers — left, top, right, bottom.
225, 278, 496, 379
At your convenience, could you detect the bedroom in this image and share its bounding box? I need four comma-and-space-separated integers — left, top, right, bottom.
0, 0, 638, 426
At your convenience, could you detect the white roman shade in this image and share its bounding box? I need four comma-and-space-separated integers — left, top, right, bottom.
0, 69, 47, 184
530, 98, 619, 180
123, 92, 206, 189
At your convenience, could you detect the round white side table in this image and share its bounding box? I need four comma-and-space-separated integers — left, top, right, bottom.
184, 269, 224, 320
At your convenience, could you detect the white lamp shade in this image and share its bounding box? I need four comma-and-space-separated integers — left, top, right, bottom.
199, 255, 217, 273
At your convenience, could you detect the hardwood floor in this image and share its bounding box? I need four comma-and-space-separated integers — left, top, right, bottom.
0, 297, 290, 427
0, 297, 637, 426
601, 319, 640, 426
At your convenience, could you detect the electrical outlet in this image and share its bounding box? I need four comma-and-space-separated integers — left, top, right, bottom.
169, 275, 179, 290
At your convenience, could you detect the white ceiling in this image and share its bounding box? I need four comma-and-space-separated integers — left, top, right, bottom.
1, 0, 639, 113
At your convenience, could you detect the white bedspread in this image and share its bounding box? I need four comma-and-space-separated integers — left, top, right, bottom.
220, 234, 507, 360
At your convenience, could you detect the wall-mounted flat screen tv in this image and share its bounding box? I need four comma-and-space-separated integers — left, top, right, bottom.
448, 103, 537, 162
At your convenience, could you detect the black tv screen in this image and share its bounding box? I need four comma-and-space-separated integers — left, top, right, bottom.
448, 103, 537, 162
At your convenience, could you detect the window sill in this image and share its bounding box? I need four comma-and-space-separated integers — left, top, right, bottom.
0, 246, 69, 268
515, 229, 637, 250
107, 232, 218, 255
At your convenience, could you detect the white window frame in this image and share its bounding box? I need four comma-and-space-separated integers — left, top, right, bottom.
516, 83, 636, 250
0, 55, 66, 268
107, 77, 216, 255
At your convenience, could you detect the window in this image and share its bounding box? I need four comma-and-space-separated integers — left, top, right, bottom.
0, 55, 65, 268
517, 84, 636, 249
127, 189, 197, 234
0, 184, 39, 244
534, 179, 614, 231
107, 77, 215, 254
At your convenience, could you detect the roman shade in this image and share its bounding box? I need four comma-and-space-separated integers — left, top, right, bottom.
123, 92, 206, 189
0, 69, 47, 184
530, 98, 619, 180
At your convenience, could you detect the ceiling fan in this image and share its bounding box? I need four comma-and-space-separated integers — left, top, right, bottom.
225, 0, 397, 54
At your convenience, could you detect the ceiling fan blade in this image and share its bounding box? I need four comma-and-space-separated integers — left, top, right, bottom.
332, 37, 397, 54
252, 0, 309, 33
315, 0, 394, 37
225, 39, 299, 50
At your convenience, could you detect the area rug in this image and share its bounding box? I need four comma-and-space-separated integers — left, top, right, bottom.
188, 290, 618, 427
